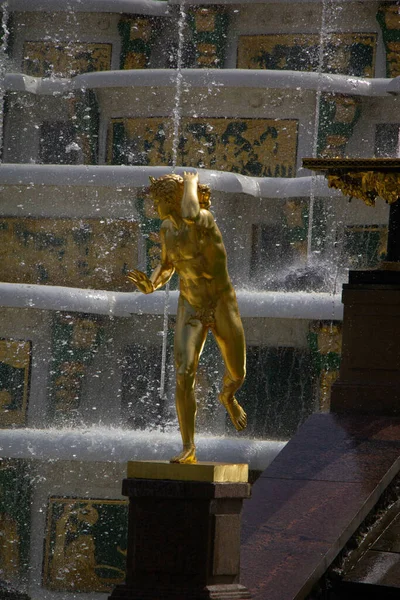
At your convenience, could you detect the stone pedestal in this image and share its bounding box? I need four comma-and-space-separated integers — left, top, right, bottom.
109, 461, 251, 600
331, 270, 400, 413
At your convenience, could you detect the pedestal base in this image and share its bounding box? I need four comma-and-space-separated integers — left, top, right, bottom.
109, 583, 251, 599
109, 462, 251, 600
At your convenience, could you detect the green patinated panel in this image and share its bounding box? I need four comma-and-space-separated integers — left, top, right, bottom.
189, 7, 229, 68
0, 217, 138, 291
308, 322, 342, 374
237, 33, 377, 77
48, 312, 105, 423
108, 117, 298, 178
0, 460, 31, 585
343, 224, 387, 270
0, 339, 31, 428
377, 5, 400, 78
317, 94, 362, 157
23, 41, 112, 77
118, 15, 160, 69
42, 497, 128, 593
73, 90, 100, 165
308, 322, 342, 411
237, 346, 314, 439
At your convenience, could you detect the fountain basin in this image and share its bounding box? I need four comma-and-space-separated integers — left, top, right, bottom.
0, 427, 285, 471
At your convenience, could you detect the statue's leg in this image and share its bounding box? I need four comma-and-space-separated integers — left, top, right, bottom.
213, 295, 247, 431
170, 297, 207, 463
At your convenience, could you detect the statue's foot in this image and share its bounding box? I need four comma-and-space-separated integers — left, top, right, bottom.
170, 445, 197, 464
219, 395, 247, 431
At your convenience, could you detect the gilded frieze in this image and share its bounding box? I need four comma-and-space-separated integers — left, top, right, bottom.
23, 42, 112, 77
0, 339, 31, 428
237, 33, 377, 77
43, 497, 128, 593
327, 171, 400, 206
109, 117, 298, 178
0, 218, 138, 291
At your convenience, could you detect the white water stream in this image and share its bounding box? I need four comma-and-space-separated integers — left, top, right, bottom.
0, 0, 9, 162
158, 0, 187, 401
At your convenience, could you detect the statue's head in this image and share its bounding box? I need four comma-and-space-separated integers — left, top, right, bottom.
149, 174, 183, 211
149, 174, 211, 211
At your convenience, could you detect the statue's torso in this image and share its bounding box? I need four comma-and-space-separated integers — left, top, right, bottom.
162, 216, 233, 309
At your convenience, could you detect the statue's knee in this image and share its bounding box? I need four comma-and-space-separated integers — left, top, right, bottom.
224, 367, 245, 389
176, 364, 196, 388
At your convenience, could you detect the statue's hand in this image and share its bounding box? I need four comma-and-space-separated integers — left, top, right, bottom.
183, 170, 198, 183
127, 269, 154, 294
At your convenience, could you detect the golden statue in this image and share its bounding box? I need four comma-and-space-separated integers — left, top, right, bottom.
128, 171, 247, 464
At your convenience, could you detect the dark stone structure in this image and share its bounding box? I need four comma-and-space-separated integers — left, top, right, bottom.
109, 478, 251, 600
0, 583, 30, 600
331, 269, 400, 413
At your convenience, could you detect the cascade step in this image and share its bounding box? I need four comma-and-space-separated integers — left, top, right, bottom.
339, 508, 400, 599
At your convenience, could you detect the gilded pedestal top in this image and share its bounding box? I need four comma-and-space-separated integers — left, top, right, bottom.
127, 460, 249, 483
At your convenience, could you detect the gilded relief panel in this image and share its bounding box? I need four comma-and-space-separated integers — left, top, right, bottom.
237, 33, 377, 77
43, 497, 128, 593
0, 339, 31, 428
0, 218, 138, 291
109, 117, 298, 177
23, 42, 112, 77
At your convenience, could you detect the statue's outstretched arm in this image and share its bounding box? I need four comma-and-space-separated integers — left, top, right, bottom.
127, 228, 174, 293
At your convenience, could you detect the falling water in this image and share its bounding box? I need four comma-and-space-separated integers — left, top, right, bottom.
306, 0, 328, 263
398, 124, 400, 158
159, 0, 187, 402
171, 0, 186, 170
0, 0, 9, 163
159, 284, 170, 401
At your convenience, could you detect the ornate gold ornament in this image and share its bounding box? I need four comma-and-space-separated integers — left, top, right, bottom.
327, 171, 400, 206
303, 158, 400, 207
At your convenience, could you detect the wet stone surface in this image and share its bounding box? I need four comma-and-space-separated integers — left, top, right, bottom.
240, 413, 400, 600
